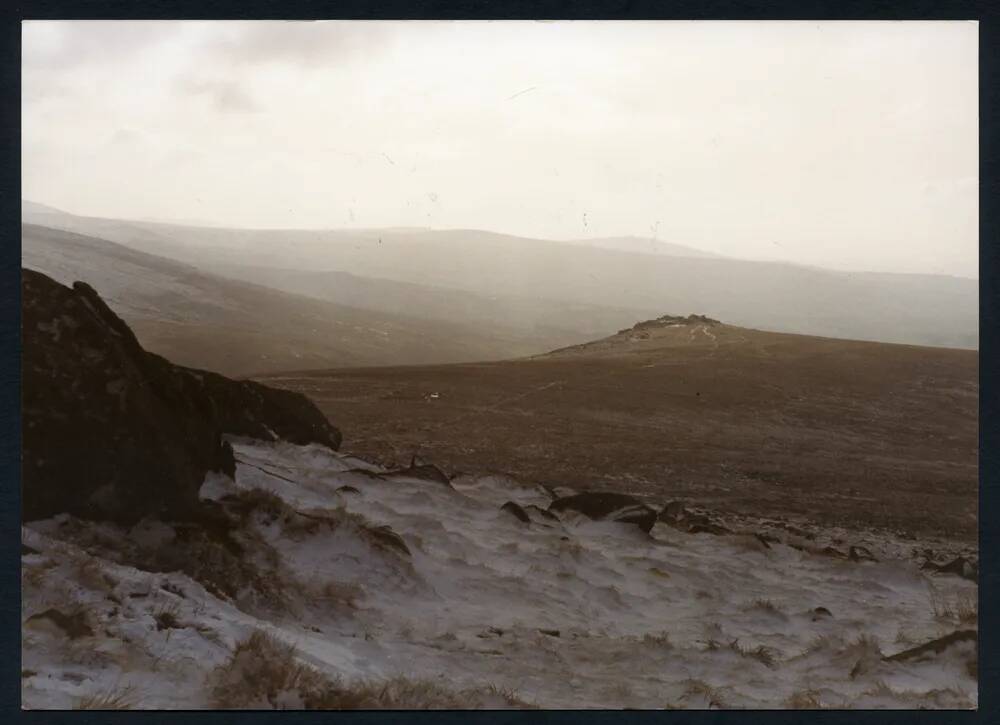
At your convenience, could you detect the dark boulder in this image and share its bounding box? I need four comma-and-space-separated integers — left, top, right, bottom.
22, 269, 339, 525
500, 501, 531, 523
549, 492, 657, 533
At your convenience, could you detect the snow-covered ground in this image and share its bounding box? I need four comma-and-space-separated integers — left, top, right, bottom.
22, 438, 978, 709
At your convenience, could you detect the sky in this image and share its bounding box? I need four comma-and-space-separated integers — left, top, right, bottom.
22, 20, 978, 277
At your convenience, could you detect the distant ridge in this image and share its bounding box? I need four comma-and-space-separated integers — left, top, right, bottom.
22, 200, 978, 350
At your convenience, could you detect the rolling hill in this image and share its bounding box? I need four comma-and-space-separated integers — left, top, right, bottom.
259, 315, 978, 541
21, 224, 559, 377
22, 202, 977, 350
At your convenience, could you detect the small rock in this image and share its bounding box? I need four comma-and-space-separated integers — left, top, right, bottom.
848, 545, 878, 563
538, 628, 561, 638
363, 525, 411, 556
817, 546, 847, 559
659, 501, 687, 523
811, 607, 833, 621
500, 501, 530, 523
754, 533, 780, 548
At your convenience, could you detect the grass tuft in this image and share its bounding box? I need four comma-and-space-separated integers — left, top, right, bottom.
742, 598, 784, 615
784, 689, 823, 709
210, 630, 533, 709
75, 683, 139, 710
729, 639, 779, 668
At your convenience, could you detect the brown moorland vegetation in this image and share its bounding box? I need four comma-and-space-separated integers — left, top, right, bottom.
260, 319, 977, 541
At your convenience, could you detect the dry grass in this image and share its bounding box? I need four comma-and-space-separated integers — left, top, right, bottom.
642, 631, 672, 648
680, 679, 729, 709
861, 680, 973, 708
152, 600, 183, 632
850, 633, 883, 655
227, 487, 289, 522
729, 640, 779, 668
75, 555, 118, 594
209, 630, 336, 709
149, 526, 288, 613
742, 598, 785, 616
211, 630, 532, 710
320, 581, 363, 609
931, 591, 978, 625
847, 634, 883, 680
784, 689, 823, 709
75, 683, 139, 710
804, 634, 841, 654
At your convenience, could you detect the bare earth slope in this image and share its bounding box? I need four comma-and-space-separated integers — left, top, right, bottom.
260, 317, 978, 542
21, 224, 546, 377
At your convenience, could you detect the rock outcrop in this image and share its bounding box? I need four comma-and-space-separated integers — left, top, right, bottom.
549, 492, 657, 533
618, 314, 721, 335
22, 269, 340, 524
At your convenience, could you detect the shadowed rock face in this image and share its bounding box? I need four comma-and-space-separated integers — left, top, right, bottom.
22, 269, 340, 524
177, 367, 342, 450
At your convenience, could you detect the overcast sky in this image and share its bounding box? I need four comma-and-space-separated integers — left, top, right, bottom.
22, 21, 978, 277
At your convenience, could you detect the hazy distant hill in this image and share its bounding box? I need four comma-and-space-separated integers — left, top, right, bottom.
21, 224, 561, 376
23, 202, 978, 349
558, 235, 723, 258
197, 262, 660, 344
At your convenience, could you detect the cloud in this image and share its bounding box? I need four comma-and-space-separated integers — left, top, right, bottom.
22, 21, 179, 71
207, 20, 391, 68
174, 76, 258, 113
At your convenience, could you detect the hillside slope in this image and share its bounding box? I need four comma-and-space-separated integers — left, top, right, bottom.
260, 315, 978, 540
23, 435, 978, 709
21, 224, 547, 377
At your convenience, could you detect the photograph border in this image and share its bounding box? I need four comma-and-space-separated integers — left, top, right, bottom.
2, 2, 995, 723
